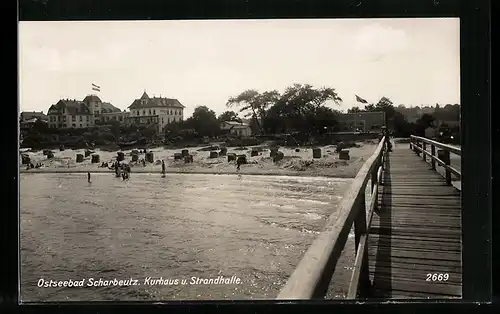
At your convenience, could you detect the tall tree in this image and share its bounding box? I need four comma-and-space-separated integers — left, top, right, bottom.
263, 84, 342, 135
217, 110, 241, 123
226, 89, 280, 133
280, 84, 343, 109
189, 106, 220, 137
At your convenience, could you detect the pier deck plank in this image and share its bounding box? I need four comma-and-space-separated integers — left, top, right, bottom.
368, 143, 462, 299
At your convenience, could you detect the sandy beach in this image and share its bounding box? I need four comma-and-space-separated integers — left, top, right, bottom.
19, 141, 379, 178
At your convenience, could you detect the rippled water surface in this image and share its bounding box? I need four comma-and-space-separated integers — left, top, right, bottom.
20, 173, 352, 301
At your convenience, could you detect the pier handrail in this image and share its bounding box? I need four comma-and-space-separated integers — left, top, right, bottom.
409, 135, 461, 185
277, 136, 388, 300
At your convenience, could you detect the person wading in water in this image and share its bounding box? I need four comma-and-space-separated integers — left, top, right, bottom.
236, 157, 243, 172
161, 160, 166, 176
87, 172, 91, 183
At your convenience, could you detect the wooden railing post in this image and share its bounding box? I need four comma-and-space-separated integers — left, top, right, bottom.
371, 165, 377, 193
353, 194, 370, 297
431, 144, 436, 170
371, 165, 378, 210
422, 142, 426, 161
443, 150, 451, 185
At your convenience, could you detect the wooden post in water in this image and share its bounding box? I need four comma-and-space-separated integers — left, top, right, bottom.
431, 145, 436, 170
353, 194, 370, 297
443, 150, 451, 185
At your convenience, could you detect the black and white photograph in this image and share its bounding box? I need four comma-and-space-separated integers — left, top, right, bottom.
18, 18, 462, 301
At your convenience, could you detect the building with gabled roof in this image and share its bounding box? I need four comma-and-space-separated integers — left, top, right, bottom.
46, 95, 124, 129
337, 111, 386, 132
127, 90, 185, 134
220, 121, 252, 137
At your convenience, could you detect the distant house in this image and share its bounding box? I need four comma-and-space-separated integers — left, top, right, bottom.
127, 91, 185, 134
337, 112, 386, 132
20, 111, 47, 122
100, 102, 127, 124
19, 117, 48, 137
19, 111, 48, 135
221, 121, 252, 137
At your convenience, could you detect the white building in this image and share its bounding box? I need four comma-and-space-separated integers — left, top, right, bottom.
47, 95, 122, 129
127, 91, 185, 134
221, 121, 252, 137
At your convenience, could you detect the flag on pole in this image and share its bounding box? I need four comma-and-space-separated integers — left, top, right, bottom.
355, 95, 368, 104
92, 83, 100, 92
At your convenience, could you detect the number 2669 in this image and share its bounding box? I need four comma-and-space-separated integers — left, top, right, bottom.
426, 273, 449, 281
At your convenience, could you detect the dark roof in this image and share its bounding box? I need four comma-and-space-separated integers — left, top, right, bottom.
20, 111, 47, 121
140, 91, 149, 99
48, 99, 93, 115
128, 95, 185, 109
101, 102, 121, 113
82, 95, 102, 104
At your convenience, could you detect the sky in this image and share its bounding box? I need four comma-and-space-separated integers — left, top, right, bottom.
18, 18, 460, 118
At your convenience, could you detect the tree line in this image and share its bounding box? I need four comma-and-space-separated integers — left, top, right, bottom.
165, 83, 344, 142
348, 100, 460, 139
21, 83, 461, 148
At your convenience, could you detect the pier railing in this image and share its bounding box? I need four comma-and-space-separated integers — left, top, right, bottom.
409, 135, 461, 184
276, 136, 388, 300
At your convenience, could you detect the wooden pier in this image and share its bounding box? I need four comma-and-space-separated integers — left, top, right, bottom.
368, 140, 462, 298
277, 135, 462, 300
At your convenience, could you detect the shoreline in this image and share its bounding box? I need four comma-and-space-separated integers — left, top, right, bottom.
19, 142, 379, 179
19, 167, 357, 179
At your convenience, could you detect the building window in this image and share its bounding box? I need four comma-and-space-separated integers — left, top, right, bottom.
162, 117, 164, 123
72, 116, 76, 121
79, 124, 82, 128
167, 117, 170, 123
137, 111, 140, 116
149, 110, 151, 115
86, 116, 89, 121
153, 110, 156, 115
143, 110, 146, 115
79, 116, 83, 121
